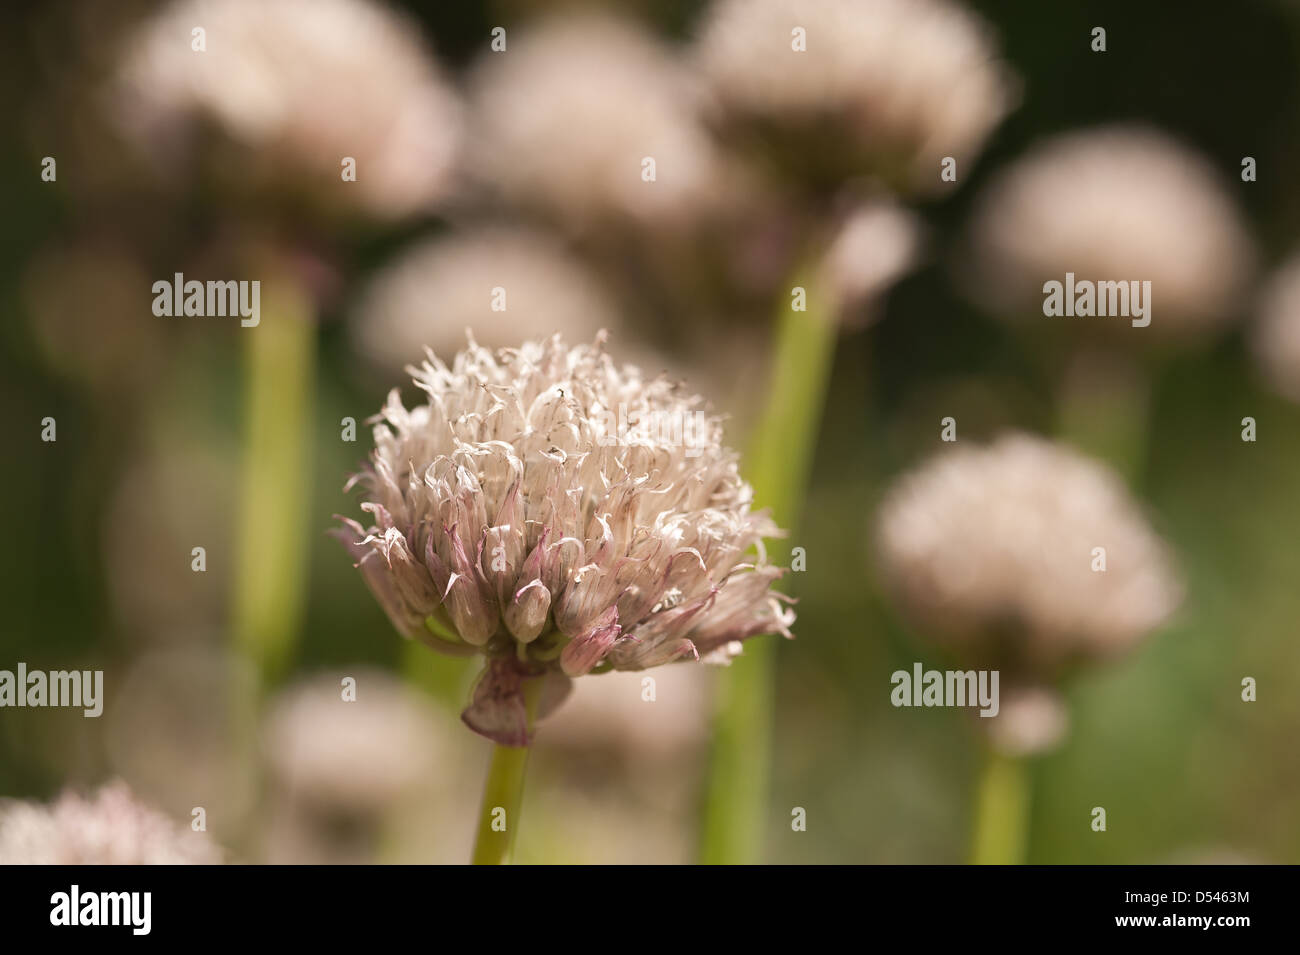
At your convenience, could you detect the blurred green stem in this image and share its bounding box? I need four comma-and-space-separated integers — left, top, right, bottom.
971, 747, 1030, 864
402, 629, 475, 705
699, 267, 838, 864
1056, 349, 1149, 486
232, 271, 315, 686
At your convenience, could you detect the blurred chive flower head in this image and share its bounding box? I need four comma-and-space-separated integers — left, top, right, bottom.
263, 671, 444, 816
541, 664, 714, 762
337, 335, 794, 746
1251, 252, 1300, 403
467, 15, 732, 232
984, 686, 1070, 757
964, 126, 1255, 335
818, 197, 923, 324
0, 781, 223, 864
351, 226, 619, 374
114, 0, 461, 220
694, 0, 1018, 192
876, 434, 1183, 675
876, 434, 1183, 753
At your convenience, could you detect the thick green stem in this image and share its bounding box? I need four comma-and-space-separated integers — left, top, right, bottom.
970, 747, 1030, 865
231, 272, 315, 686
699, 269, 838, 865
471, 741, 532, 865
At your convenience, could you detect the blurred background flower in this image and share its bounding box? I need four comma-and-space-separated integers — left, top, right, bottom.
694, 0, 1019, 193
468, 14, 732, 234
350, 225, 622, 370
876, 433, 1185, 862
876, 433, 1183, 740
961, 125, 1256, 339
259, 670, 474, 863
1251, 251, 1300, 403
0, 781, 224, 864
114, 0, 463, 223
817, 197, 924, 325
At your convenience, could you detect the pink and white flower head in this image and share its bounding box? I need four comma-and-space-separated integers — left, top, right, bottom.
337, 334, 794, 746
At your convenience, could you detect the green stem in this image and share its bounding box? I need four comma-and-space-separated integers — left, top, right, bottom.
231, 270, 315, 686
471, 741, 532, 865
1056, 348, 1149, 486
699, 267, 838, 865
970, 747, 1030, 865
471, 675, 542, 864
